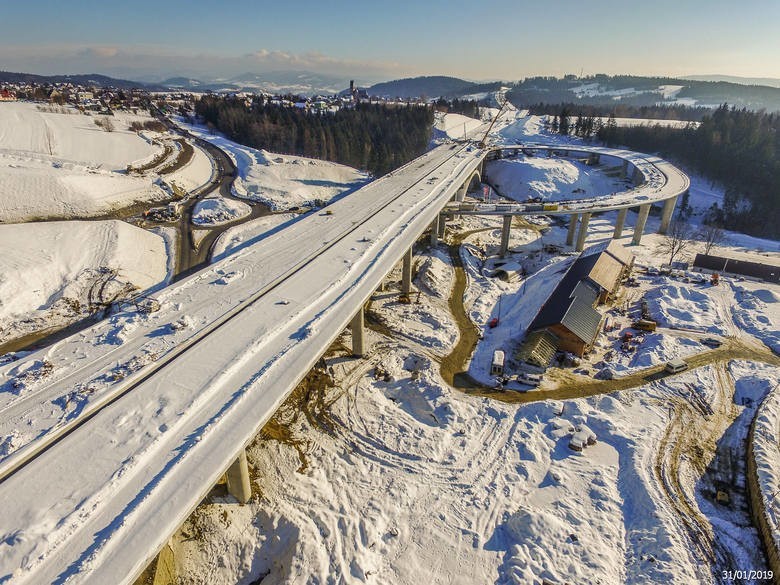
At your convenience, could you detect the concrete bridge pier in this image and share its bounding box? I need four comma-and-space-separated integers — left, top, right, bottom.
566, 213, 580, 246
632, 204, 651, 245
613, 208, 628, 239
226, 450, 252, 504
575, 212, 591, 252
499, 215, 512, 257
658, 195, 678, 234
430, 215, 440, 246
402, 247, 413, 294
351, 307, 365, 357
438, 214, 447, 238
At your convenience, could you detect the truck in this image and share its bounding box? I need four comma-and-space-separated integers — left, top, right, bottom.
632, 319, 657, 332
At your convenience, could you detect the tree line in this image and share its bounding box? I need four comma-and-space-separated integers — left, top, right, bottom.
596, 104, 780, 239
195, 96, 434, 176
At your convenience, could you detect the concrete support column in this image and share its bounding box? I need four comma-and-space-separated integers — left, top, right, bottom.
226, 450, 251, 504
351, 306, 365, 357
566, 213, 580, 246
632, 204, 651, 245
455, 185, 467, 203
499, 215, 512, 257
402, 247, 413, 294
658, 195, 678, 234
613, 208, 628, 239
575, 212, 591, 252
438, 214, 447, 237
430, 215, 440, 246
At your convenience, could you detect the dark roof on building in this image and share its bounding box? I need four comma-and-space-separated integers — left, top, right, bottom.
529, 256, 603, 346
694, 253, 780, 283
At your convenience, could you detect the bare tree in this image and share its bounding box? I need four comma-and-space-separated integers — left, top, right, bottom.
94, 117, 115, 132
696, 223, 726, 256
656, 219, 693, 267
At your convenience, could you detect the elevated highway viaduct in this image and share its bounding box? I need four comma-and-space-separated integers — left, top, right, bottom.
0, 140, 687, 584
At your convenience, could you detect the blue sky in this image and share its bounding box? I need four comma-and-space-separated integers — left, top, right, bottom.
1, 0, 778, 82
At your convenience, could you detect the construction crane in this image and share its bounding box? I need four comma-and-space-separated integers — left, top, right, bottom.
478, 95, 509, 148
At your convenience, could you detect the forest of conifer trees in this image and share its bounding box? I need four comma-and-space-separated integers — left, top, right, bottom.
195, 96, 434, 176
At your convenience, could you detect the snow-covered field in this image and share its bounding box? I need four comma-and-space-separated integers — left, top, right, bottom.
180, 120, 369, 211
2, 99, 779, 584
0, 102, 173, 222
0, 220, 168, 346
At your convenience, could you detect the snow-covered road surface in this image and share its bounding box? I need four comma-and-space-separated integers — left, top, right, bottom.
0, 142, 486, 584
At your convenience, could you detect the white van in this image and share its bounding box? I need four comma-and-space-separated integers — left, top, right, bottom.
517, 372, 542, 387
665, 359, 688, 374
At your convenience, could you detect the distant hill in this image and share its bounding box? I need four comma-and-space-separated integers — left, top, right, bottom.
507, 74, 780, 113
684, 75, 780, 89
0, 70, 160, 90
367, 76, 483, 99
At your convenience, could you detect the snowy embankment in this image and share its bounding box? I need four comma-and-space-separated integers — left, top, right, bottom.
192, 197, 252, 226
732, 285, 780, 353
179, 120, 369, 211
431, 111, 484, 142
750, 368, 780, 560
0, 220, 167, 346
486, 155, 628, 202
0, 102, 168, 221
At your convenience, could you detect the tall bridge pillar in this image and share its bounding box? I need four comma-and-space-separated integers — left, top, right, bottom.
226, 450, 251, 504
576, 212, 591, 252
430, 215, 440, 246
658, 195, 678, 234
438, 214, 447, 238
566, 213, 580, 246
402, 247, 413, 294
499, 215, 512, 257
613, 208, 628, 239
632, 204, 651, 245
351, 306, 365, 357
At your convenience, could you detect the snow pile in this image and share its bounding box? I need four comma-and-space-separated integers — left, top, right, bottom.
645, 283, 728, 333
0, 220, 167, 345
750, 367, 780, 554
486, 156, 626, 202
732, 285, 780, 353
192, 197, 252, 226
415, 249, 454, 299
179, 121, 368, 211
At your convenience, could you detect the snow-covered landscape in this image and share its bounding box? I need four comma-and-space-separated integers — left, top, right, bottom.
1, 91, 779, 585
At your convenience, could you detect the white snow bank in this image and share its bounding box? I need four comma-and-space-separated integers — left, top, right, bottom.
732, 284, 780, 353
192, 197, 251, 226
0, 220, 167, 342
645, 282, 728, 334
0, 154, 167, 222
487, 156, 626, 202
749, 364, 780, 556
432, 111, 483, 141
0, 102, 162, 170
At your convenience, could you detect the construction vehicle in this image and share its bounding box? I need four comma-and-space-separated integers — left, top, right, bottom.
711, 273, 720, 286
632, 319, 657, 332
